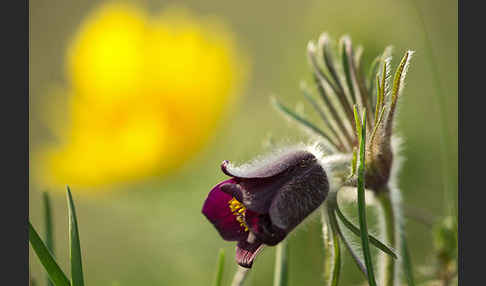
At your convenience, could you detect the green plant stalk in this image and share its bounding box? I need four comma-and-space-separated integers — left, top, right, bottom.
331, 209, 368, 278
212, 249, 225, 286
356, 110, 377, 286
273, 239, 288, 286
231, 266, 250, 286
328, 210, 341, 286
376, 191, 397, 286
321, 201, 342, 286
329, 223, 341, 286
43, 192, 54, 286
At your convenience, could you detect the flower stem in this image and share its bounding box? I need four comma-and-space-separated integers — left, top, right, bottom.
376, 190, 397, 286
273, 239, 288, 286
231, 266, 250, 286
321, 205, 341, 286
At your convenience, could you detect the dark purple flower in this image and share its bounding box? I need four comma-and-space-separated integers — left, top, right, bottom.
202, 149, 329, 268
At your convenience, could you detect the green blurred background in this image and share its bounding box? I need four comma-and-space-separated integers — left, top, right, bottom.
29, 0, 457, 285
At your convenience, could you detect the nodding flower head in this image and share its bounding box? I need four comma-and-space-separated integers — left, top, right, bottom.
202, 148, 329, 268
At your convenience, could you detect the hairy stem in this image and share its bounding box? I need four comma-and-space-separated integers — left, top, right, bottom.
321, 204, 341, 286
231, 266, 250, 286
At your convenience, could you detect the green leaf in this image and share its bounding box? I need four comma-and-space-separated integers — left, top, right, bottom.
272, 97, 338, 148
300, 82, 343, 148
308, 41, 339, 95
353, 45, 364, 74
335, 206, 397, 259
212, 249, 225, 286
43, 192, 55, 286
330, 209, 367, 278
29, 221, 70, 286
356, 111, 377, 286
67, 186, 85, 286
350, 148, 357, 177
273, 239, 288, 286
340, 36, 356, 105
353, 105, 362, 138
370, 105, 386, 144
385, 51, 414, 136
320, 34, 345, 95
313, 75, 355, 150
367, 56, 381, 102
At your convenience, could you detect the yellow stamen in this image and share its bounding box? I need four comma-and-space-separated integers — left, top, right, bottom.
228, 197, 249, 232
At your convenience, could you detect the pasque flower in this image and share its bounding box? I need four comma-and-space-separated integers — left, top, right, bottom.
202, 148, 329, 268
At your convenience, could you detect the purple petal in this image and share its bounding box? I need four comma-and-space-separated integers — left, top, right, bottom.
268, 161, 328, 231
220, 151, 319, 214
221, 150, 314, 179
220, 182, 244, 202
202, 179, 249, 241
235, 239, 265, 268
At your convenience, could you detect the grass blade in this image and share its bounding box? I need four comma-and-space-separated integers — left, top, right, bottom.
43, 192, 55, 286
67, 186, 85, 286
335, 206, 397, 259
273, 239, 288, 286
356, 110, 378, 286
29, 221, 70, 286
212, 249, 225, 286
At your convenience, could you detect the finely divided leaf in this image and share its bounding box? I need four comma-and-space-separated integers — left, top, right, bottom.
335, 206, 397, 259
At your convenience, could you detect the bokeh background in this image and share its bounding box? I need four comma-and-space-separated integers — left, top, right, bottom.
29, 0, 457, 285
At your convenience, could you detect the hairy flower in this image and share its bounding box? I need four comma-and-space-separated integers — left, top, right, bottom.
34, 3, 246, 190
202, 148, 329, 268
275, 33, 413, 192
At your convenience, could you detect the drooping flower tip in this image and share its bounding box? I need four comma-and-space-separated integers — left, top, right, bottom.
202, 148, 329, 268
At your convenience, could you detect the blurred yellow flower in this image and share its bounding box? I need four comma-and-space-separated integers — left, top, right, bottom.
35, 3, 246, 191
